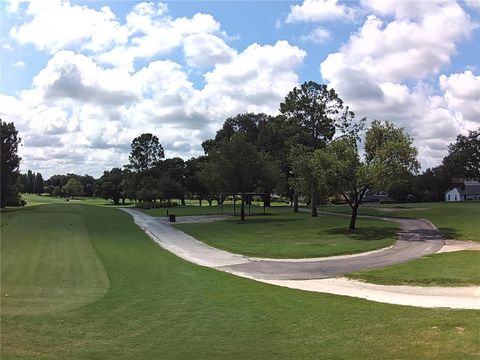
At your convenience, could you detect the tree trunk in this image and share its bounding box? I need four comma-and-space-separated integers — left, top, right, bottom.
240, 192, 246, 221
263, 193, 271, 207
349, 205, 358, 230
181, 198, 186, 206
293, 193, 299, 213
207, 196, 213, 206
311, 192, 317, 217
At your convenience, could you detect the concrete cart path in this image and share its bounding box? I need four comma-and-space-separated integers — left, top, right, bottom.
121, 208, 479, 309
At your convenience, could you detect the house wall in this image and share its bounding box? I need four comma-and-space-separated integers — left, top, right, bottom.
464, 194, 480, 201
445, 188, 461, 201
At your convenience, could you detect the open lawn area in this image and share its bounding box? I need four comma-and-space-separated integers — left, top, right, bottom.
174, 209, 398, 258
138, 202, 268, 217
1, 203, 480, 359
348, 251, 480, 287
321, 201, 480, 242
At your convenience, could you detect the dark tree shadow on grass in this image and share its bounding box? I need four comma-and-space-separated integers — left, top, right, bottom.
438, 227, 462, 240
324, 227, 397, 241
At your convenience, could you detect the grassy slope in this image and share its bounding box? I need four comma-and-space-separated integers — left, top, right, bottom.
174, 209, 397, 258
1, 204, 480, 359
348, 251, 480, 286
321, 202, 480, 241
1, 206, 109, 315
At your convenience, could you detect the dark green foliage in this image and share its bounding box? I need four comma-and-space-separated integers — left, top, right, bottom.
0, 120, 22, 207
62, 178, 83, 197
443, 128, 480, 180
97, 168, 125, 204
33, 172, 44, 195
128, 133, 165, 172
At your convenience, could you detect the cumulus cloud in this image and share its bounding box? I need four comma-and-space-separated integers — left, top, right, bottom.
440, 71, 480, 126
183, 33, 237, 68
319, 1, 478, 168
10, 0, 128, 52
286, 0, 356, 23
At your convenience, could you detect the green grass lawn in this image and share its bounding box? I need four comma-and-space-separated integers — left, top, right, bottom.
20, 193, 134, 207
348, 251, 480, 286
174, 209, 398, 258
321, 202, 480, 242
139, 203, 268, 217
2, 203, 480, 359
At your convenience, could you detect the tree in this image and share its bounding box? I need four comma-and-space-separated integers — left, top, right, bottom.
34, 172, 44, 195
314, 121, 419, 230
26, 170, 35, 194
203, 134, 271, 221
62, 178, 83, 198
185, 157, 209, 206
279, 81, 361, 214
128, 133, 165, 172
97, 168, 124, 204
443, 129, 480, 180
289, 146, 325, 217
1, 120, 22, 207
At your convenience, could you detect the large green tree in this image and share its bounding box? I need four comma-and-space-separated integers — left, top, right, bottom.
62, 178, 83, 198
442, 129, 480, 180
33, 172, 44, 195
97, 168, 125, 204
128, 133, 165, 172
202, 134, 277, 221
202, 113, 286, 206
313, 121, 419, 230
1, 120, 22, 207
280, 81, 361, 215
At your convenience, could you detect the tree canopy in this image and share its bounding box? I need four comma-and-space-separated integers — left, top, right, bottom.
128, 133, 165, 172
1, 120, 22, 207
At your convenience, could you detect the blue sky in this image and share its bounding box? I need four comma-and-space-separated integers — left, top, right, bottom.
1, 0, 479, 177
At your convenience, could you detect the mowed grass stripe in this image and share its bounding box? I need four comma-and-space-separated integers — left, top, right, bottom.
2, 204, 480, 359
1, 209, 109, 315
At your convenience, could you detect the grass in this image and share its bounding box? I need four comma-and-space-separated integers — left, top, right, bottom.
320, 202, 480, 242
1, 207, 109, 315
2, 203, 480, 359
20, 193, 134, 207
139, 203, 268, 217
348, 251, 480, 286
174, 208, 398, 258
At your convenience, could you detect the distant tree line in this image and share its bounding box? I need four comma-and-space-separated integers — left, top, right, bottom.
2, 83, 479, 229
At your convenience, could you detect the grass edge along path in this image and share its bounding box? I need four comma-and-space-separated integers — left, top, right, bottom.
347, 250, 480, 286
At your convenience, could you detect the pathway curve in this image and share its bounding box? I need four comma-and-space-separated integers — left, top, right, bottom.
120, 208, 479, 309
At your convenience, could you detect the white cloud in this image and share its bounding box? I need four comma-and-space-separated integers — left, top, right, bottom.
319, 1, 477, 168
10, 0, 128, 53
440, 71, 480, 126
300, 27, 331, 43
183, 33, 237, 68
12, 60, 25, 67
286, 0, 356, 23
194, 41, 306, 119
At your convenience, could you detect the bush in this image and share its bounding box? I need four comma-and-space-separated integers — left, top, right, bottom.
135, 201, 178, 209
379, 198, 395, 204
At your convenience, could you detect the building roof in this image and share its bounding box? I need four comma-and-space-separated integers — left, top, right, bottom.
458, 183, 480, 195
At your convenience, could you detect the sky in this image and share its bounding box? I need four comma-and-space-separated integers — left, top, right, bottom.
1, 0, 479, 178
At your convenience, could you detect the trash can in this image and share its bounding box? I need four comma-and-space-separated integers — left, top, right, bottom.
169, 214, 176, 222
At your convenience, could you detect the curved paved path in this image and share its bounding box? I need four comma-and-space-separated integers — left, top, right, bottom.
121, 209, 479, 309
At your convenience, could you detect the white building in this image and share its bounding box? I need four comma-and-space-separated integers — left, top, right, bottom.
445, 181, 480, 201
